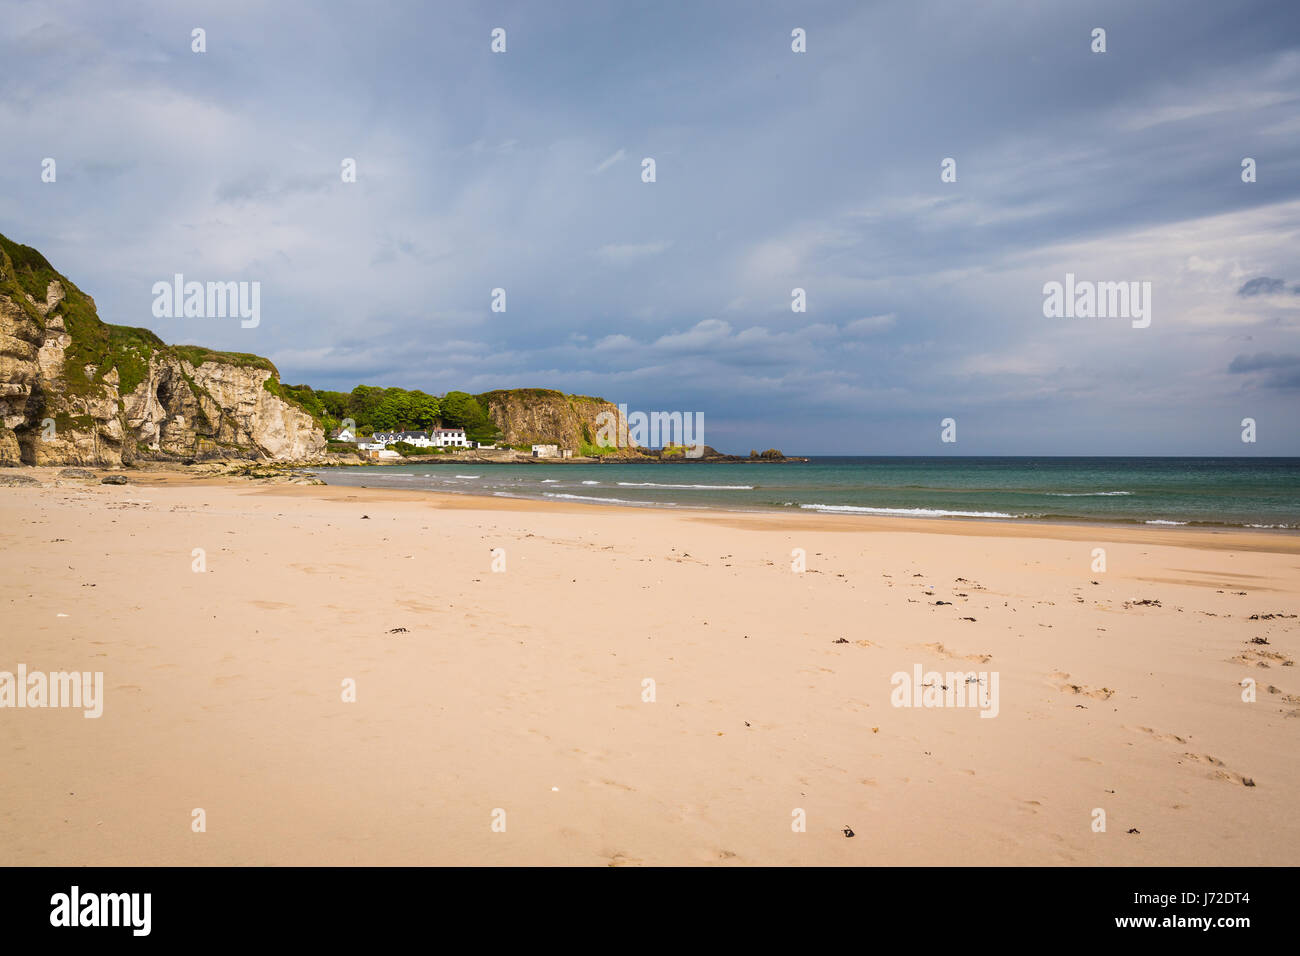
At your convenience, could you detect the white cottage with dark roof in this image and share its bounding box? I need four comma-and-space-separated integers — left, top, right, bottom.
369, 428, 469, 448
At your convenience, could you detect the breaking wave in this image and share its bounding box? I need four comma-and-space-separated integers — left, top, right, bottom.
798, 504, 1022, 519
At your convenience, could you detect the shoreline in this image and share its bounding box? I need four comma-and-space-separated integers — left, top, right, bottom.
5, 462, 1298, 544
306, 465, 1300, 542
291, 481, 1300, 553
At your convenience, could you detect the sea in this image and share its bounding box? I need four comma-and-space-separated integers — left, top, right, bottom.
310, 457, 1300, 530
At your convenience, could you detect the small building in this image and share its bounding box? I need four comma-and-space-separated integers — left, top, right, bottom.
370, 428, 469, 449
431, 427, 469, 448
531, 444, 559, 458
330, 425, 357, 442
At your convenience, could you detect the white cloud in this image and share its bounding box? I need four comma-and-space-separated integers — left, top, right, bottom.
843, 313, 896, 335
591, 148, 626, 174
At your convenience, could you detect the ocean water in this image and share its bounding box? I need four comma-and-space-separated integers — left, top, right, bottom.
311, 457, 1300, 530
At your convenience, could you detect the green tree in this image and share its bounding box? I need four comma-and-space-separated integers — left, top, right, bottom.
317, 390, 351, 420
347, 385, 387, 428
372, 391, 416, 431
440, 391, 501, 443
408, 391, 441, 430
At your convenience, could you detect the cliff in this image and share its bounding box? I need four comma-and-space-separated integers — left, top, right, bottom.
477, 388, 643, 455
0, 234, 325, 466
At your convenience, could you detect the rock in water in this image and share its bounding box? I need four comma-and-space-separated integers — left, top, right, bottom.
100, 475, 129, 485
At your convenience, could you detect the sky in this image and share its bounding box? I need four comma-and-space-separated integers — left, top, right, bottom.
2, 0, 1298, 455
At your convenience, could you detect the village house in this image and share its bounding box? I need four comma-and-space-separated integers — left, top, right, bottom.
531, 444, 559, 458
369, 428, 469, 449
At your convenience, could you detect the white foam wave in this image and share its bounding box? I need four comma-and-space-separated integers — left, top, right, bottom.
799, 504, 1019, 518
1044, 491, 1133, 497
616, 482, 754, 490
544, 492, 643, 505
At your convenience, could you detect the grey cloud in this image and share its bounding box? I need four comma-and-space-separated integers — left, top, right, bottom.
1237, 277, 1288, 296
1228, 352, 1300, 389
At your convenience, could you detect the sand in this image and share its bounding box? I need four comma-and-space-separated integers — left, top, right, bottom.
1, 468, 1297, 865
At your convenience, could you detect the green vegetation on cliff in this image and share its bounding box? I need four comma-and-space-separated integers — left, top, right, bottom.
171, 345, 278, 374
0, 232, 312, 413
0, 235, 163, 397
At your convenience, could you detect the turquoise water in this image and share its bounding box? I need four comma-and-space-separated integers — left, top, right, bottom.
311, 457, 1300, 529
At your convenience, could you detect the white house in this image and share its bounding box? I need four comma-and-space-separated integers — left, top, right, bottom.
531, 444, 559, 458
430, 427, 469, 448
371, 430, 421, 446
370, 428, 469, 449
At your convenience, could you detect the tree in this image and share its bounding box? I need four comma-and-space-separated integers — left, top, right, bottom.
408, 391, 440, 430
440, 391, 501, 443
347, 385, 387, 428
371, 392, 414, 431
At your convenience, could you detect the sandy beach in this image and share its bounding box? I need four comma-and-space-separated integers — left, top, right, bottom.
1, 468, 1297, 866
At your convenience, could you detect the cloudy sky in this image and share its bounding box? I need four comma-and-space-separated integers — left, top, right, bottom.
2, 0, 1298, 454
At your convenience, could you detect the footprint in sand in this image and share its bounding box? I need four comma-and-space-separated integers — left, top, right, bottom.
1135, 726, 1187, 744
1050, 672, 1114, 700
1181, 753, 1257, 787
1266, 685, 1300, 704
1230, 646, 1294, 668
919, 642, 993, 663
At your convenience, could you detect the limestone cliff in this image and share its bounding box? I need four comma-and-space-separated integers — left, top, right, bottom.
477, 389, 643, 454
0, 234, 325, 466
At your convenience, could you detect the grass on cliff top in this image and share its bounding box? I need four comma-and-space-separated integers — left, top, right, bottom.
171, 344, 279, 374
2, 233, 166, 396
69, 322, 165, 396
476, 387, 609, 405
2, 233, 308, 416
0, 234, 59, 304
